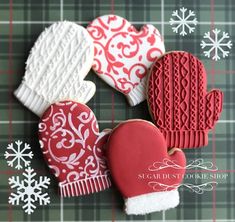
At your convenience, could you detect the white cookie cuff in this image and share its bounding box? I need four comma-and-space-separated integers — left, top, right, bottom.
126, 80, 146, 106
14, 82, 50, 117
125, 189, 179, 215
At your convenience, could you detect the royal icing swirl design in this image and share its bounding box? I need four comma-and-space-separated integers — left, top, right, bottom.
87, 15, 165, 106
38, 101, 111, 197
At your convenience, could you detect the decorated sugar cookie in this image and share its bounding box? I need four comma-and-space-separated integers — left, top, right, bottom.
15, 21, 95, 117
147, 51, 223, 148
106, 120, 186, 215
87, 15, 165, 106
38, 101, 111, 197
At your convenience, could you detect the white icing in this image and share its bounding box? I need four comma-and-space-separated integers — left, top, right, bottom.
15, 21, 95, 116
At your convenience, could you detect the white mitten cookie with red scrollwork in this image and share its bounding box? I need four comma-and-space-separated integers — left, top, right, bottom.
87, 15, 165, 106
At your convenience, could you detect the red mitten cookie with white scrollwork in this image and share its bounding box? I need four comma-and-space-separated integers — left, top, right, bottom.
147, 51, 223, 148
38, 101, 111, 197
87, 15, 165, 106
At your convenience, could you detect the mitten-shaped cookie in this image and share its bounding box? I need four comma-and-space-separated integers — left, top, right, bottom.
38, 101, 111, 197
87, 15, 165, 106
15, 21, 95, 117
147, 51, 223, 148
106, 120, 186, 215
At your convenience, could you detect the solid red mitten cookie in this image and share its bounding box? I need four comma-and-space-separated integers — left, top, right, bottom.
87, 15, 165, 106
38, 101, 111, 197
147, 51, 223, 148
106, 120, 186, 215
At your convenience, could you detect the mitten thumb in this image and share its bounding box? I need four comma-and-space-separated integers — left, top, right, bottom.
167, 148, 186, 183
168, 148, 186, 167
95, 129, 111, 148
95, 129, 111, 174
205, 89, 223, 129
63, 80, 96, 104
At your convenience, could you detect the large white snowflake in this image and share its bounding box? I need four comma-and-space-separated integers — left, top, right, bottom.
4, 140, 34, 170
201, 28, 232, 61
9, 167, 50, 214
169, 7, 198, 36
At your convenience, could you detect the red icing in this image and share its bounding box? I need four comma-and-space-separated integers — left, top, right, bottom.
106, 120, 186, 198
38, 101, 111, 197
147, 51, 223, 148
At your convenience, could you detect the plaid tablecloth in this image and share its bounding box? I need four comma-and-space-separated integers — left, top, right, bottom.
0, 0, 234, 221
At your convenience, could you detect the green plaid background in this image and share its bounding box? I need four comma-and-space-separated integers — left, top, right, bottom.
0, 0, 234, 221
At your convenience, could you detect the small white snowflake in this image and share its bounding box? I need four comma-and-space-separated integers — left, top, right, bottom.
201, 28, 232, 61
4, 140, 34, 170
9, 167, 50, 214
169, 7, 198, 36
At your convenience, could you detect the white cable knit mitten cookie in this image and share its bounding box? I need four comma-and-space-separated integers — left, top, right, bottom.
14, 21, 95, 117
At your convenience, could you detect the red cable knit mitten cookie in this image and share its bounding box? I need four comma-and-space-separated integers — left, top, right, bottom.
147, 51, 223, 148
106, 120, 186, 215
39, 101, 111, 197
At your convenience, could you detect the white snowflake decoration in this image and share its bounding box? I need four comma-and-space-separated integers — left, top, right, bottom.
9, 167, 50, 214
201, 28, 232, 61
4, 140, 33, 170
169, 7, 198, 36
